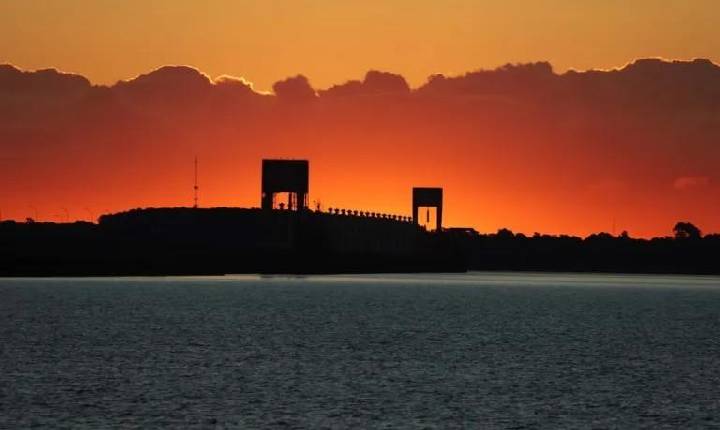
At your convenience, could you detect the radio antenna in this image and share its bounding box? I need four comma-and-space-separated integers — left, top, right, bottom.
193, 156, 199, 208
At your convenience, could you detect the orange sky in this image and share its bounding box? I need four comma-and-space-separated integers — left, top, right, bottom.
2, 0, 719, 91
1, 1, 719, 237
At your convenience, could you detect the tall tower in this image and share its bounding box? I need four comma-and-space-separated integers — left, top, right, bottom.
260, 159, 309, 211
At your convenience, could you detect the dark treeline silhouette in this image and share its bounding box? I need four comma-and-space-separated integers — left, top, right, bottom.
1, 209, 718, 276
455, 221, 720, 275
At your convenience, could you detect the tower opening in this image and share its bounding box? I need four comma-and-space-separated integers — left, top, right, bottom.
416, 206, 439, 231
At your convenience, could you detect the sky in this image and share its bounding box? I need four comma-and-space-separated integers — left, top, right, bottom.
1, 1, 719, 237
2, 0, 719, 91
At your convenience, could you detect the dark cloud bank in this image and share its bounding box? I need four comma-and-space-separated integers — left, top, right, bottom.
0, 59, 718, 234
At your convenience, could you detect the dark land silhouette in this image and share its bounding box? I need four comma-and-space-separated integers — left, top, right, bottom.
0, 208, 465, 276
2, 158, 717, 276
452, 223, 720, 275
1, 211, 718, 276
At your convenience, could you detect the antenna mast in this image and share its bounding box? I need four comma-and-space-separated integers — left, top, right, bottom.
193, 156, 199, 208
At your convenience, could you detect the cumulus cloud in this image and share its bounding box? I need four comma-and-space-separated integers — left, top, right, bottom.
119, 65, 212, 87
0, 64, 91, 94
320, 70, 410, 97
214, 74, 255, 89
272, 75, 316, 100
0, 64, 92, 115
417, 62, 555, 97
113, 65, 213, 103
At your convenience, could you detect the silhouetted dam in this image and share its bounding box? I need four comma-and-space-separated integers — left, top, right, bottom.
0, 158, 470, 276
0, 208, 467, 276
4, 154, 719, 276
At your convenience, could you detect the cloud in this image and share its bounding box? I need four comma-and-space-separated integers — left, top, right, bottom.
214, 74, 256, 91
272, 74, 316, 101
0, 64, 91, 94
674, 176, 711, 191
113, 65, 213, 105
417, 62, 555, 97
320, 70, 410, 97
118, 65, 212, 88
0, 64, 92, 116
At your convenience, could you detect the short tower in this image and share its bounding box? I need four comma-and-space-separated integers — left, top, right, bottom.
412, 187, 443, 232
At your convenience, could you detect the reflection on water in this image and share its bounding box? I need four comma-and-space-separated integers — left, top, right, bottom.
1, 272, 719, 428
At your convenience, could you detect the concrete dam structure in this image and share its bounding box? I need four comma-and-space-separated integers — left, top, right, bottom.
0, 159, 469, 276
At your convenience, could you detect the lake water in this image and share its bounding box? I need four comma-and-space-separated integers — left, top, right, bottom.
1, 272, 719, 428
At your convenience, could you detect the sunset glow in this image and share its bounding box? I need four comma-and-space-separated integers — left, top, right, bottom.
1, 1, 719, 237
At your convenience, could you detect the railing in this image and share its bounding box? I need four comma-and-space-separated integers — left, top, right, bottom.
323, 207, 413, 223
269, 204, 414, 223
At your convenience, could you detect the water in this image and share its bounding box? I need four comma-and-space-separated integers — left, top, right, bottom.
1, 272, 720, 428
